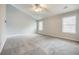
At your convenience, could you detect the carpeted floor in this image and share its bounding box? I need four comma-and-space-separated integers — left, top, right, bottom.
1, 34, 79, 55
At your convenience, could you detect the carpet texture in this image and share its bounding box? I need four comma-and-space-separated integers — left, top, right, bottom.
1, 34, 79, 55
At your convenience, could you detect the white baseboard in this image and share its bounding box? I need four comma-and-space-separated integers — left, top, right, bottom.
38, 33, 79, 42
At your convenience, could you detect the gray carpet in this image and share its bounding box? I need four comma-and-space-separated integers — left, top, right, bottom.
1, 34, 79, 55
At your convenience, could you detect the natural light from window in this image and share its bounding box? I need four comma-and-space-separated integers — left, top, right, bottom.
62, 16, 76, 34
38, 21, 43, 31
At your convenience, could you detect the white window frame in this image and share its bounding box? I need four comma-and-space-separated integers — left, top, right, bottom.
62, 16, 76, 34
38, 21, 43, 31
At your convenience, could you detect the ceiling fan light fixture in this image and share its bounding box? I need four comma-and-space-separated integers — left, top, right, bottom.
40, 4, 47, 8
32, 4, 47, 12
34, 7, 42, 12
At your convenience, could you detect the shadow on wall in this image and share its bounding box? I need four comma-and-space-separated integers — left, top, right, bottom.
6, 5, 36, 37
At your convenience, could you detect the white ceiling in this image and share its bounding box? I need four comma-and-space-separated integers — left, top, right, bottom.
11, 4, 79, 20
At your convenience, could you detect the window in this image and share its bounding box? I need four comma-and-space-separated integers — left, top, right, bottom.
62, 16, 76, 34
38, 21, 43, 31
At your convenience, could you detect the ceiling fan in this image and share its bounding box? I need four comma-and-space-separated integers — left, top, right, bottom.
32, 4, 48, 12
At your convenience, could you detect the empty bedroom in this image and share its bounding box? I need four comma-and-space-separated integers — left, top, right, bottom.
0, 4, 79, 55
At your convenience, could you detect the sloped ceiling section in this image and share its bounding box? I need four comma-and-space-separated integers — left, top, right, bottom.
11, 4, 79, 20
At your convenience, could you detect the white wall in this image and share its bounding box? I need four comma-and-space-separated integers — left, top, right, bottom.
77, 10, 79, 40
0, 5, 6, 53
6, 5, 36, 37
38, 10, 79, 41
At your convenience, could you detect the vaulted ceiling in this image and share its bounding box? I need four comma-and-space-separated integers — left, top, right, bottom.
11, 4, 79, 20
